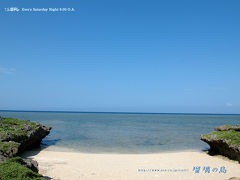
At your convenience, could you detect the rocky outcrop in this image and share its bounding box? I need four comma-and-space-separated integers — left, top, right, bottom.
0, 117, 51, 160
228, 177, 240, 180
5, 156, 39, 173
0, 156, 44, 179
0, 116, 51, 175
201, 125, 240, 163
23, 158, 39, 173
215, 124, 240, 131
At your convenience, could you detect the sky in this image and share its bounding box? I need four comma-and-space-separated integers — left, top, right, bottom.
0, 0, 240, 113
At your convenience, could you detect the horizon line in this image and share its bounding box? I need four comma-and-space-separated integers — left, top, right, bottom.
0, 109, 239, 115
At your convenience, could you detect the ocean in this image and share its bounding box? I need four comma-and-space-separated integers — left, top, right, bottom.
0, 111, 239, 153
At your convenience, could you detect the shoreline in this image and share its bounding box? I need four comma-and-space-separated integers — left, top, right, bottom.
22, 147, 240, 180
35, 144, 207, 154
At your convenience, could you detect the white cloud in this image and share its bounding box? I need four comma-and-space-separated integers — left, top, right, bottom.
0, 67, 16, 74
226, 103, 233, 107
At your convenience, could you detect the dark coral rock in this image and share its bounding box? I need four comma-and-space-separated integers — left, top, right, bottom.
201, 125, 240, 163
24, 158, 39, 173
0, 117, 51, 159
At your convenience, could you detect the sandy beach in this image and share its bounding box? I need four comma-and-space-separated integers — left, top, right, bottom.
22, 148, 240, 180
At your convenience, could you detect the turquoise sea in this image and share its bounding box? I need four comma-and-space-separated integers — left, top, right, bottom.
0, 111, 239, 153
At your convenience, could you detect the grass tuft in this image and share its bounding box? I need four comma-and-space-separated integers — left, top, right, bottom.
0, 157, 43, 180
203, 130, 240, 146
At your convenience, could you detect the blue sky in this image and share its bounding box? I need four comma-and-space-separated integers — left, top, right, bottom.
0, 0, 240, 113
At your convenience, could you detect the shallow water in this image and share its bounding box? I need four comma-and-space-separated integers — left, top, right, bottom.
0, 111, 240, 153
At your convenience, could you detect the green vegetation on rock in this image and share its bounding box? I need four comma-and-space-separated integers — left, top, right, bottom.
201, 124, 240, 163
0, 116, 51, 157
0, 157, 43, 180
203, 130, 240, 146
0, 116, 51, 179
0, 117, 39, 141
0, 141, 20, 155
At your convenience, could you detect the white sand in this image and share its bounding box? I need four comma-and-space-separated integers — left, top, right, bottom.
23, 148, 240, 180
